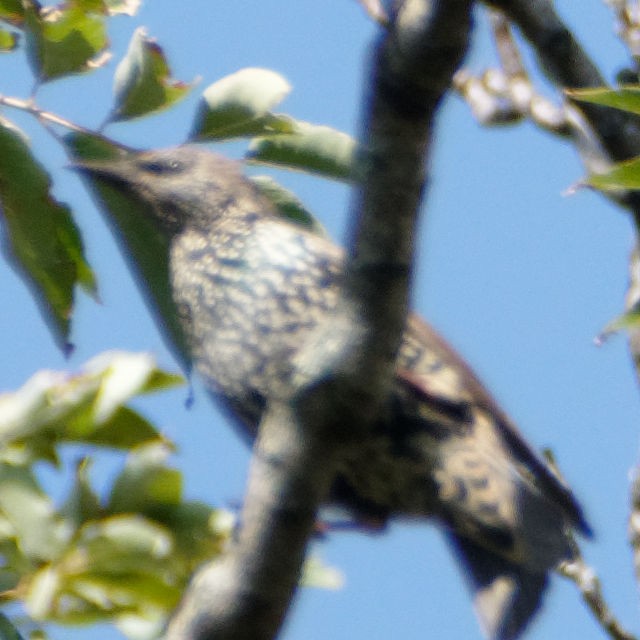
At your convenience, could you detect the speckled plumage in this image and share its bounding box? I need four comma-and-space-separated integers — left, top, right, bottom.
77, 145, 590, 640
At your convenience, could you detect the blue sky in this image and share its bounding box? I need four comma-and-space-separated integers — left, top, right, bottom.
1, 1, 639, 639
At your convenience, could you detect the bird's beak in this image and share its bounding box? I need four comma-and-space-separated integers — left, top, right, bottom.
69, 157, 127, 179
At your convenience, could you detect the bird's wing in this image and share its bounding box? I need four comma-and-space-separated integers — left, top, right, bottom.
399, 314, 591, 538
446, 532, 548, 640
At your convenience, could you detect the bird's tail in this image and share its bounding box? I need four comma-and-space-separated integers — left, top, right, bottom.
445, 533, 549, 640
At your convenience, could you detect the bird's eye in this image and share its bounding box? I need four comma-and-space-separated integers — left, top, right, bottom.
139, 159, 184, 174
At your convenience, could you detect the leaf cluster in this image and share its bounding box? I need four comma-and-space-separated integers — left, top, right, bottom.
569, 86, 640, 335
0, 352, 231, 639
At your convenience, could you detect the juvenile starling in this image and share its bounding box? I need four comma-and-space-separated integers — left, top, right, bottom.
75, 145, 590, 640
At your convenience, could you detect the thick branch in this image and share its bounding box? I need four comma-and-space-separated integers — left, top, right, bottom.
165, 1, 473, 639
343, 0, 474, 400
165, 401, 337, 640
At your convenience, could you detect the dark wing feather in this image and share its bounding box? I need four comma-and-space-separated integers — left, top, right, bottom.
446, 533, 548, 640
400, 314, 591, 538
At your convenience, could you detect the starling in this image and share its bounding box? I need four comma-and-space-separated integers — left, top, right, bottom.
75, 145, 590, 640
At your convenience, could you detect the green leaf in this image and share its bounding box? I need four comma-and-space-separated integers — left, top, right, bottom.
111, 27, 193, 121
0, 612, 26, 640
84, 350, 182, 423
0, 26, 18, 51
0, 0, 24, 27
116, 611, 165, 640
156, 502, 227, 570
66, 572, 179, 615
247, 122, 358, 181
65, 131, 193, 371
301, 555, 344, 590
23, 0, 108, 81
596, 306, 640, 344
0, 351, 180, 460
65, 130, 127, 161
77, 515, 174, 574
73, 405, 160, 448
105, 0, 141, 16
108, 442, 181, 515
60, 459, 102, 527
25, 514, 180, 622
0, 464, 68, 562
586, 156, 640, 191
250, 175, 327, 235
191, 67, 292, 140
0, 119, 96, 352
567, 85, 640, 115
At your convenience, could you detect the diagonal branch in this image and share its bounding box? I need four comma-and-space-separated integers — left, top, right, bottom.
485, 0, 640, 219
164, 1, 474, 639
559, 556, 637, 640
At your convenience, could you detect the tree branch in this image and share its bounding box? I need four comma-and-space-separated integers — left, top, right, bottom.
484, 0, 640, 216
0, 93, 95, 135
559, 556, 637, 640
164, 1, 473, 638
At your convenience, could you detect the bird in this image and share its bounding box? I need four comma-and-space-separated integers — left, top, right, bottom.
74, 144, 591, 640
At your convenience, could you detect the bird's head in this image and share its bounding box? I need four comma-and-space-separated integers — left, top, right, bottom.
73, 145, 259, 235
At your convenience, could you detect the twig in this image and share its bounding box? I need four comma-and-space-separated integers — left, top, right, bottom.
484, 0, 640, 175
490, 9, 525, 78
607, 0, 640, 63
544, 450, 637, 640
0, 94, 93, 134
453, 9, 573, 133
559, 557, 637, 640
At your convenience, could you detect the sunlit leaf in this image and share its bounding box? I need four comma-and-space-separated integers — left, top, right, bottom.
108, 442, 181, 515
105, 0, 140, 15
116, 610, 165, 640
0, 120, 96, 352
0, 0, 24, 27
586, 156, 640, 191
301, 555, 345, 590
78, 515, 174, 573
73, 406, 159, 448
26, 565, 61, 619
596, 306, 640, 345
191, 67, 292, 140
0, 351, 180, 459
85, 350, 182, 423
0, 465, 68, 562
23, 0, 108, 81
568, 85, 640, 116
0, 26, 18, 51
111, 27, 193, 121
247, 122, 358, 181
60, 459, 102, 527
